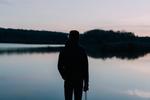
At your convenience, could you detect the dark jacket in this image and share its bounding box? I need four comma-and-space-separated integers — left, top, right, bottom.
58, 42, 89, 84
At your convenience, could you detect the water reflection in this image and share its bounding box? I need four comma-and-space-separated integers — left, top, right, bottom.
87, 50, 148, 60
0, 47, 62, 55
0, 46, 149, 60
1, 44, 150, 100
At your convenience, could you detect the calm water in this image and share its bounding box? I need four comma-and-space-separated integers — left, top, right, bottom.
0, 44, 150, 100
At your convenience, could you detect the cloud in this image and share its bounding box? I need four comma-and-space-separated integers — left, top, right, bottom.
125, 89, 150, 98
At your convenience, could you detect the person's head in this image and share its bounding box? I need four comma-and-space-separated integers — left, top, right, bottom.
68, 30, 80, 44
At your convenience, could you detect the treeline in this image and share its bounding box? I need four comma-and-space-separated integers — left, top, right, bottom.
0, 27, 67, 44
1, 27, 150, 52
80, 29, 150, 52
80, 29, 135, 44
1, 27, 150, 59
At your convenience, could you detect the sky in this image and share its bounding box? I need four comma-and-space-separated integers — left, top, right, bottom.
0, 0, 150, 36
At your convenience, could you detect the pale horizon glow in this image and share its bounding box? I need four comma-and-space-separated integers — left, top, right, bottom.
1, 0, 150, 36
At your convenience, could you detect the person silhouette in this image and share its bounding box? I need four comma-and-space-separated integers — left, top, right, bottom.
58, 30, 89, 100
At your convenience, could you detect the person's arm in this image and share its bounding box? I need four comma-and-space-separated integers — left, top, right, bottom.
83, 51, 89, 91
58, 51, 66, 80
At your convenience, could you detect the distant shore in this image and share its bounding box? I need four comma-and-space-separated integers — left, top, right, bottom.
1, 27, 150, 53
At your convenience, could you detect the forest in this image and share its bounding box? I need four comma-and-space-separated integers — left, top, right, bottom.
1, 27, 150, 53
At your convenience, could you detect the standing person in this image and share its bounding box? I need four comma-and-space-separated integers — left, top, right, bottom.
58, 30, 89, 100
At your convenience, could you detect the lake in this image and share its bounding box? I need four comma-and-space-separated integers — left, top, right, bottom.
0, 43, 150, 100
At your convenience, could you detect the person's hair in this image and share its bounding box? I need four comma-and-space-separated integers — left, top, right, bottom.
69, 30, 79, 42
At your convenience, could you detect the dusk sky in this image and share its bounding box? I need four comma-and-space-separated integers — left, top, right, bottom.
1, 0, 150, 36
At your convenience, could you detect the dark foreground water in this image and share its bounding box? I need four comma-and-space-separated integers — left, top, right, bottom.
0, 44, 150, 100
